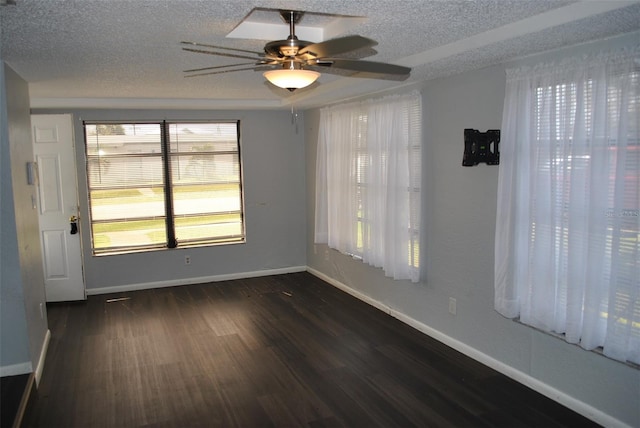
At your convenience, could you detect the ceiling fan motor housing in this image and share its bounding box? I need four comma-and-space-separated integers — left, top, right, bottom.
266, 10, 312, 59
264, 39, 313, 58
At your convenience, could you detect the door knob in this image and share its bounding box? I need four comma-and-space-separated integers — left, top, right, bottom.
69, 215, 78, 235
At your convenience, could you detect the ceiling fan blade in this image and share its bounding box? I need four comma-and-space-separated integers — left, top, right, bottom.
184, 62, 258, 73
182, 47, 267, 62
184, 65, 275, 78
181, 41, 263, 56
310, 58, 410, 76
298, 35, 377, 58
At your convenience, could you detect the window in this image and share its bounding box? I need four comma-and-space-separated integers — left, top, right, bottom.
495, 48, 639, 364
315, 91, 422, 282
84, 121, 244, 255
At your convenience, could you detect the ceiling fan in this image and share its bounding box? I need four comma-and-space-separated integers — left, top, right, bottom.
181, 10, 411, 92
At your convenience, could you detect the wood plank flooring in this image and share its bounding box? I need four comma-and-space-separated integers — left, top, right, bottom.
22, 272, 598, 427
2, 373, 31, 427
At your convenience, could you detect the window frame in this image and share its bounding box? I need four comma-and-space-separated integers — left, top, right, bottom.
529, 75, 640, 357
315, 91, 422, 282
495, 54, 639, 364
83, 120, 245, 256
352, 108, 422, 269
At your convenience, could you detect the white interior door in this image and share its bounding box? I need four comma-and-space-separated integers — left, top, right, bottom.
32, 114, 86, 302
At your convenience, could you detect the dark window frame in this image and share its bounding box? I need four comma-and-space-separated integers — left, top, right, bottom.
83, 120, 245, 256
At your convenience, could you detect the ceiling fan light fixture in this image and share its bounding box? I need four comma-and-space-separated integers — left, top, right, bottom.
263, 69, 320, 91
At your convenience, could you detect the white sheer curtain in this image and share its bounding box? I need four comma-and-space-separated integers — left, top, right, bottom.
315, 91, 422, 282
495, 47, 640, 364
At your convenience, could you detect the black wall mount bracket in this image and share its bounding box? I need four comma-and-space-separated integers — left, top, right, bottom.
462, 129, 500, 166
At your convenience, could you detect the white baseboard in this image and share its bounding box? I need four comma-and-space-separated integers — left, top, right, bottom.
306, 267, 628, 428
86, 266, 307, 296
0, 362, 32, 377
35, 329, 50, 386
0, 329, 50, 382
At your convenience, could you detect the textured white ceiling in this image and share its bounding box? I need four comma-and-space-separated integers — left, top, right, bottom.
1, 0, 639, 109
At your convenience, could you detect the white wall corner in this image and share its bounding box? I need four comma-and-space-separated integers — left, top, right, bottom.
34, 329, 50, 386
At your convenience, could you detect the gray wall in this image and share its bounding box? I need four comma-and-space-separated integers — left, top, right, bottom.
305, 35, 640, 427
0, 63, 48, 375
17, 30, 639, 426
32, 108, 307, 291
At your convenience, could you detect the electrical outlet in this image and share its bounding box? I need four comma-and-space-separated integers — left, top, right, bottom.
449, 297, 457, 315
324, 249, 329, 261
184, 255, 191, 265
39, 302, 44, 319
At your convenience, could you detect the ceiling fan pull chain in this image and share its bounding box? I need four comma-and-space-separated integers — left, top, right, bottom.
291, 104, 299, 133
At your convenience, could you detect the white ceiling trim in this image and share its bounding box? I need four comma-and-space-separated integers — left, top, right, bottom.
398, 0, 640, 68
227, 22, 325, 43
226, 9, 368, 42
29, 97, 287, 110
288, 0, 640, 108
227, 16, 368, 42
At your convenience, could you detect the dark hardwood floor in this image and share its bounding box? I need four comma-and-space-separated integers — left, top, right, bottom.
2, 373, 31, 427
23, 272, 598, 427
